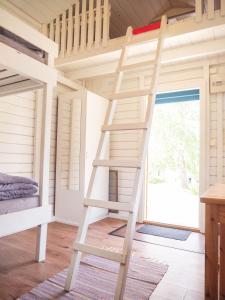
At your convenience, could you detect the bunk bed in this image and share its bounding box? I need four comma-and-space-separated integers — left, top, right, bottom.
0, 7, 58, 262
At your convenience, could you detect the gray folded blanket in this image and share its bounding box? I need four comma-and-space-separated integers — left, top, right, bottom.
0, 173, 38, 200
0, 172, 38, 186
0, 185, 38, 200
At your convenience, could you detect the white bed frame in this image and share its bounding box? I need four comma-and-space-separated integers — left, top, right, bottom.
0, 7, 58, 262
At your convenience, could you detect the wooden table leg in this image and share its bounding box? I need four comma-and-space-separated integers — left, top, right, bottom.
220, 223, 225, 300
205, 204, 219, 300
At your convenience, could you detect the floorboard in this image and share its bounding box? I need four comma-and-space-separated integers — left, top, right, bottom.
0, 218, 204, 300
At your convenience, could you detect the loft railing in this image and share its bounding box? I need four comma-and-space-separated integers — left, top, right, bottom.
42, 0, 111, 58
195, 0, 225, 21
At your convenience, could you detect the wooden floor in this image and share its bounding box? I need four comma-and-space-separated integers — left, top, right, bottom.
0, 218, 204, 300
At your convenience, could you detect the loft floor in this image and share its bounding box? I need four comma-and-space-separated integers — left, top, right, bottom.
0, 219, 204, 300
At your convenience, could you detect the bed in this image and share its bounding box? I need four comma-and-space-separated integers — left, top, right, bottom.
0, 6, 58, 262
0, 196, 39, 215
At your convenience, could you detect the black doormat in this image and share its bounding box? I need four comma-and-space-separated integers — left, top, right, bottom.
137, 224, 191, 241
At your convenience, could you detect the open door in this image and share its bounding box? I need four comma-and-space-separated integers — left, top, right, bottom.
55, 89, 109, 225
55, 90, 85, 225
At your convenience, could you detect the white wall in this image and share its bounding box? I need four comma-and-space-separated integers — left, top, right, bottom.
0, 90, 57, 205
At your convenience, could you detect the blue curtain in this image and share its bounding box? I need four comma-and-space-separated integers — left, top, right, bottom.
156, 89, 200, 105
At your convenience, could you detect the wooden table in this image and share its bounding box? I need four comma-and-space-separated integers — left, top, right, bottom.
201, 184, 225, 300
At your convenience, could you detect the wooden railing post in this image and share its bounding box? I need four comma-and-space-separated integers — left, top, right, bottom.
73, 0, 80, 54
207, 0, 215, 19
44, 0, 111, 56
102, 0, 109, 46
60, 11, 66, 57
87, 0, 94, 49
80, 0, 87, 51
221, 0, 225, 16
95, 0, 102, 48
195, 0, 203, 22
55, 16, 60, 45
67, 6, 73, 56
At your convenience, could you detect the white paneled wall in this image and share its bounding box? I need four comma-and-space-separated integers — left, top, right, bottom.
0, 91, 35, 177
57, 94, 81, 191
0, 90, 57, 205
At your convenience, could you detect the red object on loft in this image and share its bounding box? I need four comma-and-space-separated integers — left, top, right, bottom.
132, 21, 161, 35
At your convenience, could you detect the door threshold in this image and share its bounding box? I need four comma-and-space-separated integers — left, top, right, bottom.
143, 220, 200, 233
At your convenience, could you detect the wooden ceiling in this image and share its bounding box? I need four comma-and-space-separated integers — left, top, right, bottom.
0, 0, 195, 37
109, 0, 195, 38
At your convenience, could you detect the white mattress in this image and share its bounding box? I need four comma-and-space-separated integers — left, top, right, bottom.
0, 195, 39, 215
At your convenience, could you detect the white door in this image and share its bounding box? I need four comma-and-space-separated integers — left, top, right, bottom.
55, 90, 85, 225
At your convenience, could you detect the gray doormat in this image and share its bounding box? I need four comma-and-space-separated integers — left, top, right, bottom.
137, 224, 191, 241
109, 223, 204, 254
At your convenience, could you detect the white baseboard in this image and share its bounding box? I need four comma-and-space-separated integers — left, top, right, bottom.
55, 213, 109, 227
108, 213, 128, 220
54, 217, 79, 227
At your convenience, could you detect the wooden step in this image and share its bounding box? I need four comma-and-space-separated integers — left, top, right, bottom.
119, 60, 155, 72
110, 89, 152, 100
84, 198, 133, 212
93, 159, 141, 168
102, 122, 147, 131
74, 242, 126, 263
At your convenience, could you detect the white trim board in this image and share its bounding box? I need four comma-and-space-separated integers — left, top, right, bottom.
55, 214, 109, 227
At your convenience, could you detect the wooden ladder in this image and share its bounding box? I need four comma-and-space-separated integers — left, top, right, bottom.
65, 14, 167, 300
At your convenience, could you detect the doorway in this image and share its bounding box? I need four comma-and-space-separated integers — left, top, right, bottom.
146, 89, 200, 229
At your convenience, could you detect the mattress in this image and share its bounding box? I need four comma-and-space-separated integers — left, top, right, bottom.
0, 27, 45, 63
0, 195, 39, 215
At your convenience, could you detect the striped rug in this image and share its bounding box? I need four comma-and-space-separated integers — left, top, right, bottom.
19, 255, 168, 300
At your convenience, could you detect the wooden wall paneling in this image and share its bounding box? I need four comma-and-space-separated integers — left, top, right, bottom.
220, 223, 225, 299
205, 204, 219, 299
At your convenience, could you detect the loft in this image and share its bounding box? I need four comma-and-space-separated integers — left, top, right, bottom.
41, 0, 225, 82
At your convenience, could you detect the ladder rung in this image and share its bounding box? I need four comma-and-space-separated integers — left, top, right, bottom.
110, 89, 152, 100
102, 122, 147, 131
74, 242, 126, 263
84, 198, 133, 212
93, 159, 141, 168
119, 60, 155, 72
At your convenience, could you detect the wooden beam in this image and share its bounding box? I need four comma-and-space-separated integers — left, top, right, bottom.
66, 37, 225, 80
0, 42, 57, 85
57, 73, 83, 90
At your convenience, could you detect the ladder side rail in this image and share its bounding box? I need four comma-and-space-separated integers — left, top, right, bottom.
114, 15, 168, 300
